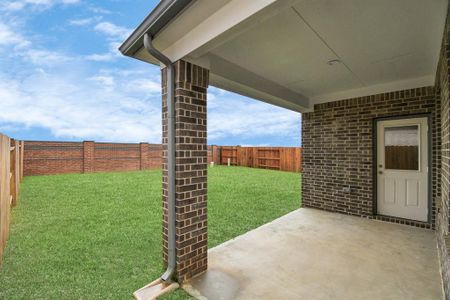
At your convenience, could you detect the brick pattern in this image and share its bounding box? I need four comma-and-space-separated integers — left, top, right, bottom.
83, 141, 95, 173
161, 60, 209, 283
94, 142, 139, 172
140, 142, 149, 170
23, 141, 84, 175
437, 8, 450, 300
23, 141, 162, 175
302, 86, 440, 229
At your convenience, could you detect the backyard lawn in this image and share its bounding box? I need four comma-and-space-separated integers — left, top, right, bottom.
0, 166, 301, 299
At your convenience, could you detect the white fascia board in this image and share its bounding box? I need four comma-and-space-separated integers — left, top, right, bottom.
162, 0, 277, 62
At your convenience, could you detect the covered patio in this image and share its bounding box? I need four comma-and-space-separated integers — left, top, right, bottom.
185, 208, 442, 299
120, 0, 450, 298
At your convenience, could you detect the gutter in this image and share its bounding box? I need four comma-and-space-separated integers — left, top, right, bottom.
119, 0, 194, 58
119, 0, 195, 284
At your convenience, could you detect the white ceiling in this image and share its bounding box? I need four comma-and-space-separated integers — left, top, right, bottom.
135, 0, 448, 112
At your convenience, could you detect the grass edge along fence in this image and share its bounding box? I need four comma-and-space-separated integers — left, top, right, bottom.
0, 134, 24, 263
208, 146, 302, 172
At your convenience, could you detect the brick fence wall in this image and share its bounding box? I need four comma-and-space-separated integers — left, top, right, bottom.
23, 141, 163, 176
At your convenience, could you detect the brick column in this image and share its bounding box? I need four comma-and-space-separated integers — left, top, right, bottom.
162, 60, 209, 282
140, 142, 149, 170
83, 141, 95, 173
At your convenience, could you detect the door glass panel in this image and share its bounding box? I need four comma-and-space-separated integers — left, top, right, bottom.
384, 125, 419, 170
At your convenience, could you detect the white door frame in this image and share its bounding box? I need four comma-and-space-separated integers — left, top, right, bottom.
374, 115, 431, 223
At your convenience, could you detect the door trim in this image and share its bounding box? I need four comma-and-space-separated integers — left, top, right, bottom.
373, 113, 432, 224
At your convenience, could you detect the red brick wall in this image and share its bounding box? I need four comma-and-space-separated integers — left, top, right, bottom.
23, 141, 162, 176
24, 141, 84, 175
302, 86, 440, 229
436, 6, 450, 299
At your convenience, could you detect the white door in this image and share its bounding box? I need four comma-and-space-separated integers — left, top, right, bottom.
377, 117, 428, 222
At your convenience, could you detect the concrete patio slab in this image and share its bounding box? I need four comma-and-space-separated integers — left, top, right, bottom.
184, 208, 442, 300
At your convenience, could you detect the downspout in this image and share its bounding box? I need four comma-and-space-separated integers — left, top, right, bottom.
143, 33, 176, 283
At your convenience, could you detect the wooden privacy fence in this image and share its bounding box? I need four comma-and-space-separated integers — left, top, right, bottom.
0, 134, 24, 262
208, 146, 302, 172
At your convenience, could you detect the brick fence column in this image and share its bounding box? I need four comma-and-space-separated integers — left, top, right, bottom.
140, 142, 149, 170
83, 141, 95, 173
162, 60, 209, 282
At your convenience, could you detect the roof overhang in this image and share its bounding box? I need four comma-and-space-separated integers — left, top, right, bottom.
120, 0, 448, 113
119, 0, 194, 60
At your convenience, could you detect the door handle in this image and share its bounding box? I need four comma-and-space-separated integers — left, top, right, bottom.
379, 171, 383, 174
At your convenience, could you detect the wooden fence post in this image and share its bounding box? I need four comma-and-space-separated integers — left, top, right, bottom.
14, 140, 19, 205
20, 141, 24, 181
9, 140, 16, 207
0, 134, 12, 262
236, 146, 242, 167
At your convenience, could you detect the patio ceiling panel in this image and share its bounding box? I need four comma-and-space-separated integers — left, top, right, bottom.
292, 0, 448, 103
122, 0, 448, 112
209, 6, 362, 100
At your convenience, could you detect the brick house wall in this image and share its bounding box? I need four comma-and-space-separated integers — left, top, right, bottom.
437, 6, 450, 299
23, 141, 162, 175
161, 60, 209, 283
302, 87, 440, 229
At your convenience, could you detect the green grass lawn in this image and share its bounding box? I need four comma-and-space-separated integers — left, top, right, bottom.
0, 166, 301, 299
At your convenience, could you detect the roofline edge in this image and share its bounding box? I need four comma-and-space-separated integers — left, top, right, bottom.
119, 0, 195, 58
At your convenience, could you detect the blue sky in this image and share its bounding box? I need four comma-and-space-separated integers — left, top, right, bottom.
0, 0, 301, 146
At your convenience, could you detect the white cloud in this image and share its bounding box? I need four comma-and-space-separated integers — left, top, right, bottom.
125, 79, 161, 94
0, 67, 163, 143
69, 16, 102, 26
94, 21, 130, 40
1, 1, 25, 11
1, 0, 80, 11
0, 22, 29, 48
207, 88, 300, 143
89, 75, 115, 86
21, 49, 73, 65
85, 35, 123, 62
85, 53, 115, 62
87, 6, 110, 15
